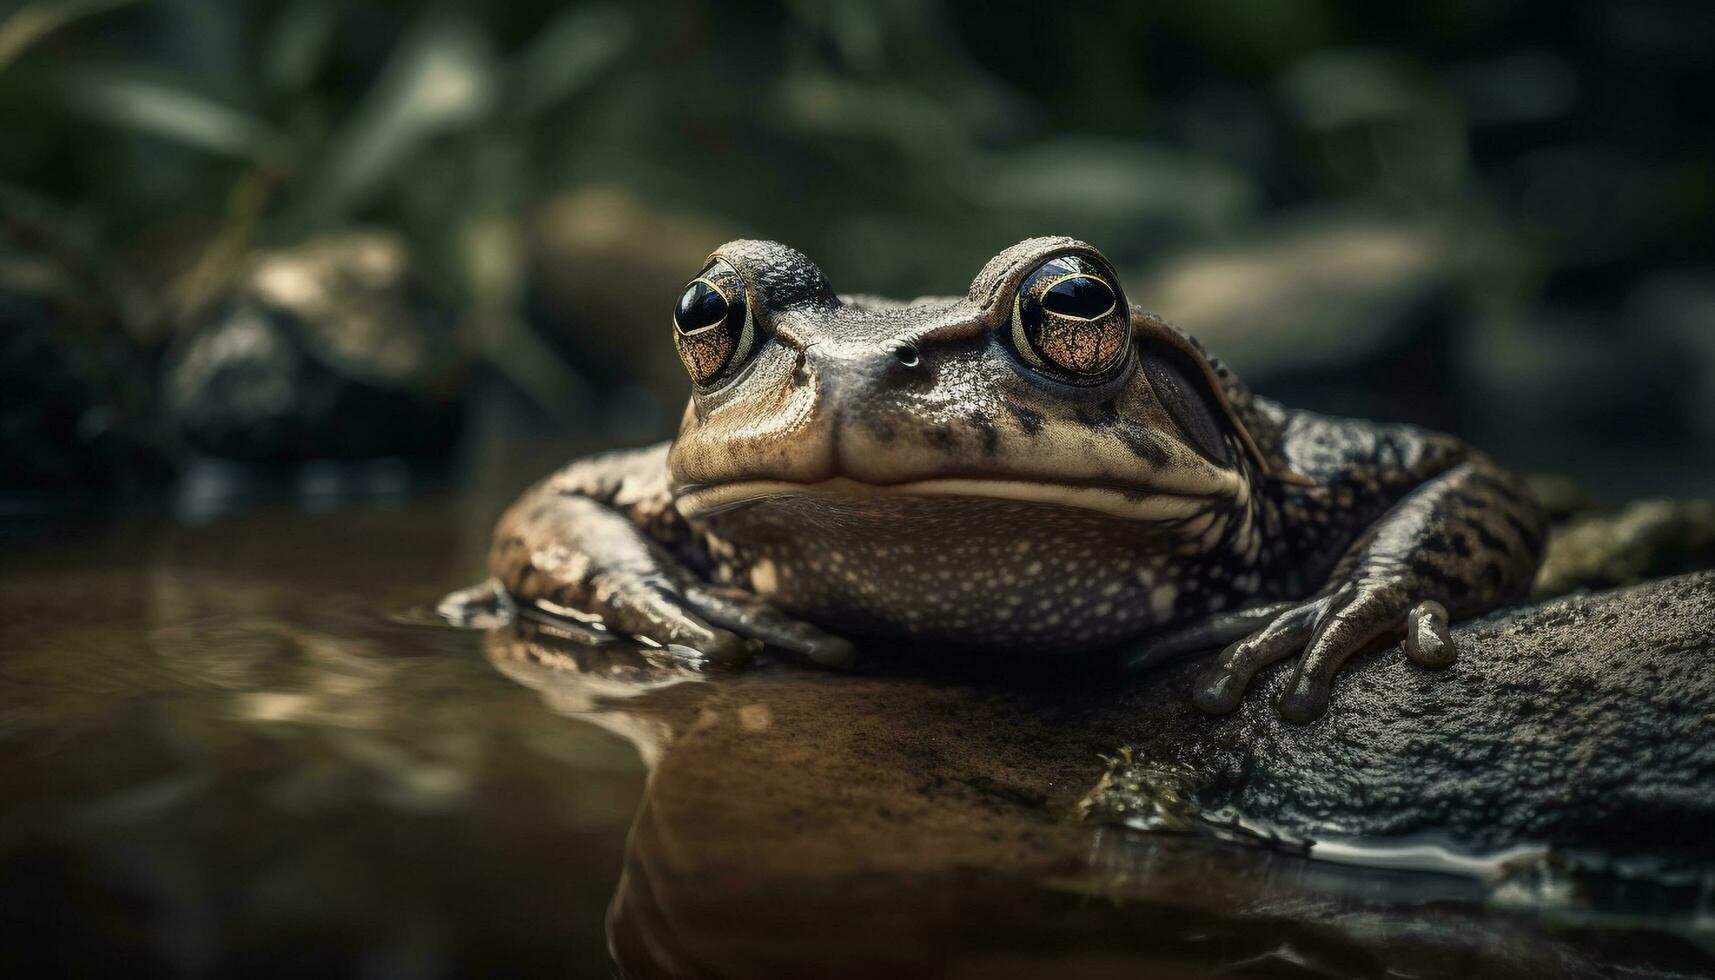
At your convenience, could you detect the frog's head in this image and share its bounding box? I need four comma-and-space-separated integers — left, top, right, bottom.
666, 237, 1266, 525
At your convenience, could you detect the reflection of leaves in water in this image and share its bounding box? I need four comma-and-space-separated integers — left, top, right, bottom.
0, 519, 647, 972
147, 601, 480, 813
143, 570, 611, 815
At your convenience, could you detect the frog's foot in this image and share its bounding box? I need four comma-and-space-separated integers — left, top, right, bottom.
522, 564, 854, 670
437, 578, 514, 628
1189, 584, 1457, 724
1182, 456, 1542, 722
493, 492, 853, 670
1118, 601, 1301, 673
678, 583, 857, 668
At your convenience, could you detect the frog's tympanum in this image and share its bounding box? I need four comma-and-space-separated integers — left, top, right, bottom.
478, 238, 1546, 722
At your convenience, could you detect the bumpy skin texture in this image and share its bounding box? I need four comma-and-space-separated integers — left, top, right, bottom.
488, 444, 859, 668
484, 238, 1546, 722
1165, 411, 1548, 721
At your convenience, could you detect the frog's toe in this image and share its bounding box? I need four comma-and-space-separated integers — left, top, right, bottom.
1121, 601, 1299, 672
642, 612, 753, 666
437, 579, 513, 628
1403, 600, 1455, 668
1191, 598, 1326, 715
665, 628, 754, 667
682, 584, 858, 669
1275, 584, 1411, 724
648, 609, 755, 666
580, 572, 755, 666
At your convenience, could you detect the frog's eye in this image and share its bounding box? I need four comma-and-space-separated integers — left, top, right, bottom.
1009, 254, 1129, 379
672, 260, 755, 386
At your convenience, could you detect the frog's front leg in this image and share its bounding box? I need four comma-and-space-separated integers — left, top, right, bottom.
489, 443, 855, 667
1192, 457, 1547, 723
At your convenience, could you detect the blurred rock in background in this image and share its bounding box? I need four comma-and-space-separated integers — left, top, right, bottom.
523, 185, 738, 442
1534, 498, 1715, 598
165, 231, 462, 462
1132, 209, 1469, 433
0, 186, 169, 507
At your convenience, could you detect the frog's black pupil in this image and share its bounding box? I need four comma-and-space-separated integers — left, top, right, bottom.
675, 281, 728, 334
1040, 276, 1115, 320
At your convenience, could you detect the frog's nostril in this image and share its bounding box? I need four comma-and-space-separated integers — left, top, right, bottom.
890, 342, 922, 369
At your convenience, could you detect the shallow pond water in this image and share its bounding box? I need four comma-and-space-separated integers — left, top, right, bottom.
2, 491, 1711, 978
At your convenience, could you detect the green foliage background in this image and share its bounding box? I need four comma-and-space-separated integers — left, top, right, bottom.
5, 0, 1713, 493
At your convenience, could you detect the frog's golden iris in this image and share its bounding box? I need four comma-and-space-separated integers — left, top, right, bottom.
672, 259, 753, 386
1010, 253, 1129, 379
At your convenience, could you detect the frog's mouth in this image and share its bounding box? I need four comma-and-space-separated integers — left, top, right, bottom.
673, 477, 1222, 522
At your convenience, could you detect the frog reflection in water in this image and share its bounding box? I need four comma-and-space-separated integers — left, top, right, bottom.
469, 238, 1546, 722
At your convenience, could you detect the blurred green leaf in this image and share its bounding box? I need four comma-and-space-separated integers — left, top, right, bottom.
506, 2, 633, 118
291, 11, 496, 224
59, 66, 291, 163
0, 0, 136, 73
777, 74, 976, 166
262, 0, 335, 97
1282, 49, 1431, 130
981, 139, 1257, 236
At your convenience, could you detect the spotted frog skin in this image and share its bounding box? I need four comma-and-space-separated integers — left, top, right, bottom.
477, 237, 1547, 722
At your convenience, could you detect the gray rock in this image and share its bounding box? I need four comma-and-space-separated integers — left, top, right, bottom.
1097, 571, 1715, 871
164, 232, 463, 461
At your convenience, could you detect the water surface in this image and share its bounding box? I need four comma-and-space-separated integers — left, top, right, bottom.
2, 496, 1710, 977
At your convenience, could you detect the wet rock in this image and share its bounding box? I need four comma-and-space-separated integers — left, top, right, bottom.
164, 232, 462, 461
1098, 571, 1715, 871
0, 187, 168, 500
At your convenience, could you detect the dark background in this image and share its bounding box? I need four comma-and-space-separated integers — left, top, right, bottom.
4, 0, 1714, 514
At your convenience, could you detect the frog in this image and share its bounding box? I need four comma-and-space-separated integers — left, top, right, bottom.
462, 237, 1547, 722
